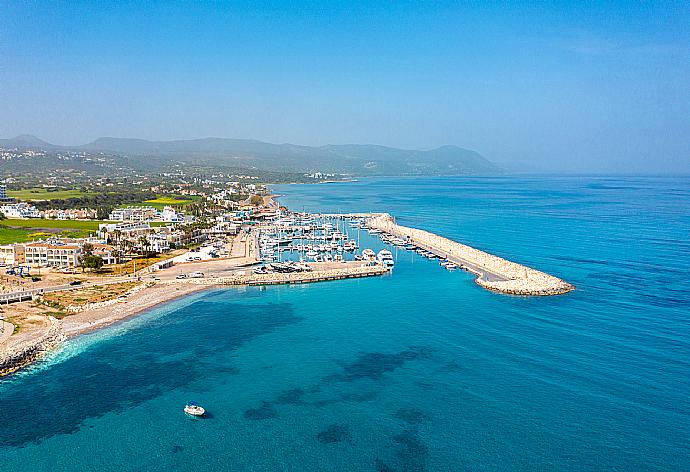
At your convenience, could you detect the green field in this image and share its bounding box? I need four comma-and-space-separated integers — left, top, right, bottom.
8, 188, 96, 201
0, 226, 33, 244
0, 219, 104, 244
132, 195, 198, 209
1, 219, 105, 230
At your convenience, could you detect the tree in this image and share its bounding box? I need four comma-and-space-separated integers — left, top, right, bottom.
0, 211, 5, 220
111, 249, 123, 264
138, 236, 150, 255
81, 255, 104, 272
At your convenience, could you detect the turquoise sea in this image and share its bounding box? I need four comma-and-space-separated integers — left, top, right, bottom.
1, 176, 689, 471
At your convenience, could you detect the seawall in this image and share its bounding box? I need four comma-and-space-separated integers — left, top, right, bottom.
366, 213, 574, 296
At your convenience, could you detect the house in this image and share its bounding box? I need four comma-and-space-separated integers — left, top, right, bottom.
90, 243, 119, 265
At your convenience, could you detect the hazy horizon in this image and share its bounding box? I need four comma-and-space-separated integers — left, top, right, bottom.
2, 1, 689, 174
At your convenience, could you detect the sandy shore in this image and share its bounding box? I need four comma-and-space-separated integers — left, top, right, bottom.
60, 282, 212, 337
0, 282, 212, 376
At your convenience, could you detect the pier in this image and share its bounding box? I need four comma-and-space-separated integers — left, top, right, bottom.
366, 213, 574, 296
183, 262, 389, 287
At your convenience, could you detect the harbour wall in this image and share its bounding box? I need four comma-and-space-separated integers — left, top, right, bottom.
367, 213, 574, 296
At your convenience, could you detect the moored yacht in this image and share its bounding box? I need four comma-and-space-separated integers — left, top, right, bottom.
377, 249, 395, 266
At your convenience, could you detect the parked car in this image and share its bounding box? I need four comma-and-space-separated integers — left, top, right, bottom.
176, 274, 187, 279
69, 280, 82, 286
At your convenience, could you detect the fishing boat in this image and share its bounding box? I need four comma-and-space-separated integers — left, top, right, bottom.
184, 402, 205, 417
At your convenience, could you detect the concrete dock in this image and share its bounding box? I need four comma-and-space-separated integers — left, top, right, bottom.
184, 262, 390, 287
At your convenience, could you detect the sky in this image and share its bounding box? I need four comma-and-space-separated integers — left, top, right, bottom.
1, 1, 688, 173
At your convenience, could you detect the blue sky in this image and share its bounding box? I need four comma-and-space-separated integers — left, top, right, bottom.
1, 1, 688, 172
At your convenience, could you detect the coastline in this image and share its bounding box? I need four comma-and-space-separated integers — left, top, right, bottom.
0, 282, 214, 377
60, 282, 213, 337
1, 260, 391, 377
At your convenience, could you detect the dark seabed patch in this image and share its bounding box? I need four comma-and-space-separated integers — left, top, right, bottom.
0, 300, 301, 447
313, 390, 379, 408
394, 408, 428, 425
329, 346, 433, 383
275, 388, 306, 405
171, 445, 184, 454
317, 424, 352, 444
243, 401, 279, 420
375, 429, 430, 472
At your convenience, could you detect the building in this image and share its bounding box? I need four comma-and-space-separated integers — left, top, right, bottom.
109, 206, 158, 222
0, 202, 40, 218
0, 244, 25, 265
161, 206, 185, 223
90, 243, 119, 265
145, 233, 170, 253
42, 208, 98, 220
0, 185, 12, 202
24, 242, 81, 268
98, 222, 152, 239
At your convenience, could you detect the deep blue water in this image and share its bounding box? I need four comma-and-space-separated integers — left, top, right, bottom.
1, 176, 689, 471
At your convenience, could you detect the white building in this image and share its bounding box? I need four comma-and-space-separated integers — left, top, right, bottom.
109, 206, 158, 222
0, 244, 25, 265
0, 202, 40, 218
146, 233, 170, 253
24, 242, 81, 268
161, 206, 184, 223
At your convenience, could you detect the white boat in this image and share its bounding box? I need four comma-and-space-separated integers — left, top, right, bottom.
362, 249, 376, 260
377, 249, 395, 266
184, 402, 205, 417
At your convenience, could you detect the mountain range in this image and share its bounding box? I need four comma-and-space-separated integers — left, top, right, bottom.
0, 135, 499, 176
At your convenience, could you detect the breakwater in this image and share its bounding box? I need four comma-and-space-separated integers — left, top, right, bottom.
367, 213, 574, 296
0, 317, 66, 376
184, 263, 389, 287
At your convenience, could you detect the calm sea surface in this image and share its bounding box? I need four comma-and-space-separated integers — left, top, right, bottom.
1, 176, 689, 471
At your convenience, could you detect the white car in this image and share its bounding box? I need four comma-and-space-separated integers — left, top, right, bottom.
188, 271, 204, 278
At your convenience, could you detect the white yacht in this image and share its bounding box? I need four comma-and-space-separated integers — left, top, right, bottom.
362, 249, 376, 260
377, 249, 395, 266
184, 402, 205, 417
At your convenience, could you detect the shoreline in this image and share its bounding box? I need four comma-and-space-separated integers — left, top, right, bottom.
0, 282, 214, 377
1, 261, 391, 377
60, 282, 213, 338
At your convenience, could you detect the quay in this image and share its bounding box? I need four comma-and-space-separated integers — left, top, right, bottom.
183, 262, 389, 287
366, 213, 574, 296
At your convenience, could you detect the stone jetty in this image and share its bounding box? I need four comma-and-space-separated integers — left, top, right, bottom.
366, 213, 574, 296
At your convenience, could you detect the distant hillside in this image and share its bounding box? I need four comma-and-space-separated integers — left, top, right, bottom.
0, 135, 500, 176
